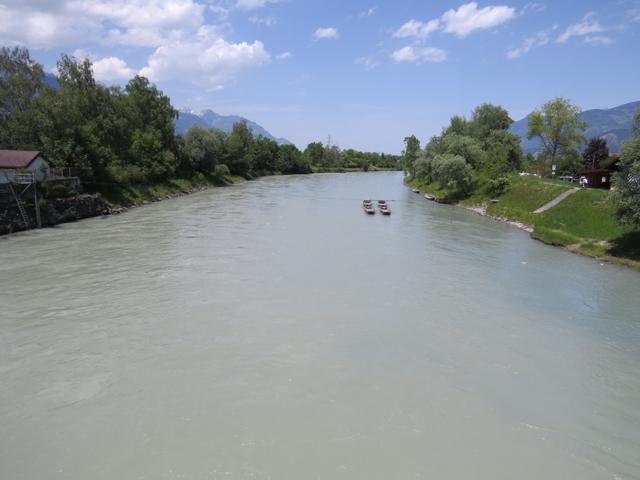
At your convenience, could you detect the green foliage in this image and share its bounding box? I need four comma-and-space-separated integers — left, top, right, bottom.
213, 164, 230, 179
277, 144, 310, 174
226, 120, 253, 176
182, 126, 225, 172
582, 137, 609, 169
402, 135, 420, 176
303, 141, 400, 172
439, 133, 485, 169
611, 136, 640, 226
431, 154, 473, 195
633, 107, 640, 135
527, 97, 587, 170
0, 46, 47, 149
487, 176, 510, 196
469, 103, 512, 140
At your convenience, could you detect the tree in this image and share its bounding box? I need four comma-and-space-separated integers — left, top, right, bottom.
183, 126, 226, 172
277, 144, 310, 174
633, 107, 640, 136
304, 142, 324, 166
250, 136, 279, 174
483, 130, 523, 173
432, 154, 473, 194
582, 137, 609, 169
445, 115, 468, 136
439, 133, 485, 169
226, 120, 253, 176
0, 46, 48, 149
611, 137, 640, 226
469, 103, 512, 140
528, 98, 587, 168
402, 135, 420, 176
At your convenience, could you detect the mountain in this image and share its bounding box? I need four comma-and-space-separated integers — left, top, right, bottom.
175, 109, 292, 145
510, 101, 640, 154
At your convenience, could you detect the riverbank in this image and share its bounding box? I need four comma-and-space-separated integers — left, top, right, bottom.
0, 173, 246, 237
407, 175, 640, 271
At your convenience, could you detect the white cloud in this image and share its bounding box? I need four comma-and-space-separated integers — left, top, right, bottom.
522, 2, 546, 14
393, 2, 516, 41
557, 14, 603, 43
391, 45, 447, 63
583, 35, 613, 45
356, 55, 381, 70
236, 0, 278, 10
441, 2, 516, 38
139, 26, 270, 89
507, 30, 550, 59
92, 56, 135, 81
0, 0, 206, 48
359, 7, 377, 18
314, 27, 339, 40
394, 19, 440, 38
249, 15, 277, 27
276, 51, 291, 60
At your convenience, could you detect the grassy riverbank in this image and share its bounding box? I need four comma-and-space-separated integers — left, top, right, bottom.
98, 173, 246, 209
408, 175, 640, 270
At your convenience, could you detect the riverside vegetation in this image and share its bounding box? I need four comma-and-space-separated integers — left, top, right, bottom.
0, 46, 399, 217
403, 100, 640, 270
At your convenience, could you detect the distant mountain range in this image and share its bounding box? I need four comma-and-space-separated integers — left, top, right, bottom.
511, 101, 640, 154
175, 109, 292, 145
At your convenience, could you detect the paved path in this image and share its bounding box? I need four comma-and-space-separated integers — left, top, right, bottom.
534, 187, 580, 214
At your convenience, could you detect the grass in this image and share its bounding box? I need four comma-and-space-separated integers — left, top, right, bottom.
99, 173, 231, 208
407, 174, 640, 271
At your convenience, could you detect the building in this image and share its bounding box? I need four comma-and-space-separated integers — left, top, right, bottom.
0, 150, 50, 184
578, 153, 622, 190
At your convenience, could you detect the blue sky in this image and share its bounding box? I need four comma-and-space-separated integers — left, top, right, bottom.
1, 0, 639, 153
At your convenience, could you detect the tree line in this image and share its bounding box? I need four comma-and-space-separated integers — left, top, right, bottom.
0, 46, 397, 195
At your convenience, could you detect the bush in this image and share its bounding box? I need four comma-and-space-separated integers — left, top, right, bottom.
432, 154, 473, 195
213, 164, 231, 180
41, 181, 76, 198
487, 176, 510, 196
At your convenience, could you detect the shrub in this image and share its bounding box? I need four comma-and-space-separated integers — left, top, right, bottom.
432, 154, 473, 195
213, 164, 231, 179
487, 176, 511, 196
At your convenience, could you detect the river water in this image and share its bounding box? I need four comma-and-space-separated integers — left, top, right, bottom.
1, 172, 639, 479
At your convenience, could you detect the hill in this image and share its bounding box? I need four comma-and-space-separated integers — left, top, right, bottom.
175, 109, 292, 145
510, 101, 640, 153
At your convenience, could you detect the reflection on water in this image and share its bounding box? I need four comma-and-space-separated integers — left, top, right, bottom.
1, 172, 639, 479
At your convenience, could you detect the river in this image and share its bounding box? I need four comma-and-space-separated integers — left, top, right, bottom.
1, 171, 640, 479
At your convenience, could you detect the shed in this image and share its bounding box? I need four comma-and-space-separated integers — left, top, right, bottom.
0, 150, 50, 183
579, 168, 612, 189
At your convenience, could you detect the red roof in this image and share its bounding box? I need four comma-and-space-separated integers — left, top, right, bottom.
0, 150, 42, 168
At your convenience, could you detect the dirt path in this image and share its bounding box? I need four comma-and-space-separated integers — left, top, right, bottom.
533, 188, 580, 214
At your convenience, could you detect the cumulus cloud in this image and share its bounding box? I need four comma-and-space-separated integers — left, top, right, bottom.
139, 26, 270, 89
314, 27, 339, 40
92, 56, 135, 81
557, 14, 603, 43
507, 30, 550, 59
276, 51, 291, 60
393, 2, 516, 41
441, 2, 516, 38
0, 0, 206, 48
391, 45, 447, 63
394, 19, 440, 38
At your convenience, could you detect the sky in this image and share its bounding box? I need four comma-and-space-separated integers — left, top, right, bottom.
1, 0, 639, 153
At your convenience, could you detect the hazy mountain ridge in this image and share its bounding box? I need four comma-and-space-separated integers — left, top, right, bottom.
511, 101, 640, 154
175, 109, 292, 145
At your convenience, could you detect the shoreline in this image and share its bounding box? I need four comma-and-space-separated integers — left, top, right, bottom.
409, 182, 640, 272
